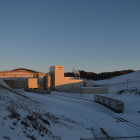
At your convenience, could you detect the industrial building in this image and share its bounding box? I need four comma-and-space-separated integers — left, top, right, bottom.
27, 65, 109, 94
28, 78, 39, 89
43, 65, 83, 90
0, 66, 108, 94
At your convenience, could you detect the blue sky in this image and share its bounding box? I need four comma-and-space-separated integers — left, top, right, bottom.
0, 0, 140, 73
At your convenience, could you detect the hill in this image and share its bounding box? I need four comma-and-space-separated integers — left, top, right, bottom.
94, 70, 140, 94
0, 68, 46, 78
95, 70, 140, 85
0, 80, 89, 140
12, 68, 39, 73
65, 70, 134, 80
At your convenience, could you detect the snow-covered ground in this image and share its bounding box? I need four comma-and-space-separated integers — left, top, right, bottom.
0, 80, 93, 140
0, 71, 140, 140
94, 70, 140, 85
94, 70, 140, 94
21, 91, 140, 140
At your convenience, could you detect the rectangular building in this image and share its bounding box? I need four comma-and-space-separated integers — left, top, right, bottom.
49, 65, 83, 90
28, 78, 39, 89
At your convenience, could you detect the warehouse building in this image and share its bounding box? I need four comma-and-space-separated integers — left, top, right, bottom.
27, 65, 108, 94
43, 65, 83, 90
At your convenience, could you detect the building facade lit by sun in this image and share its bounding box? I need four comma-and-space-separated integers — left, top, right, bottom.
44, 65, 83, 90
27, 65, 108, 94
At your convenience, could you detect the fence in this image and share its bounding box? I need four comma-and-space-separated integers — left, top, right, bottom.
108, 80, 140, 94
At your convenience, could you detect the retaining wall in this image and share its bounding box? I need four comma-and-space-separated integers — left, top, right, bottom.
68, 87, 109, 94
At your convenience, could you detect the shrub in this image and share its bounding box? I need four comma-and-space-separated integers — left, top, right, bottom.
6, 105, 20, 119
3, 136, 10, 140
26, 135, 36, 140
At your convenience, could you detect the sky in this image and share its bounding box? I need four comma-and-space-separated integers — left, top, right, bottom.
0, 0, 140, 73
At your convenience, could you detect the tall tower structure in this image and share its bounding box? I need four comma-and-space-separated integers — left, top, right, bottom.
49, 65, 64, 89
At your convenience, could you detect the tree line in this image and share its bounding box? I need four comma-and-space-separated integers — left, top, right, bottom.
65, 70, 134, 81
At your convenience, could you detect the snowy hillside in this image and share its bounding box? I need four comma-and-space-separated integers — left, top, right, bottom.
0, 81, 91, 140
20, 90, 140, 140
0, 69, 46, 78
94, 70, 140, 94
94, 70, 140, 85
